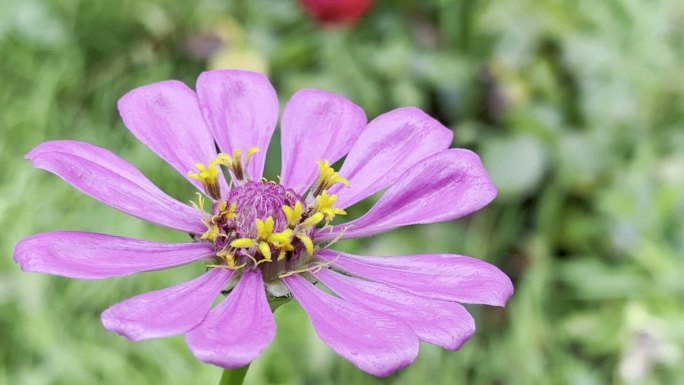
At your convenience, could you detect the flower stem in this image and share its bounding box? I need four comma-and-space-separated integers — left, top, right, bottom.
219, 366, 249, 385
216, 296, 290, 385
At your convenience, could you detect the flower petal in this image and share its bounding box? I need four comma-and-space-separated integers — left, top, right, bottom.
314, 268, 475, 350
26, 141, 205, 233
329, 107, 453, 209
316, 250, 513, 307
101, 268, 231, 341
283, 274, 418, 377
317, 148, 497, 240
196, 70, 279, 180
14, 231, 215, 279
279, 89, 366, 193
117, 80, 224, 192
186, 270, 275, 369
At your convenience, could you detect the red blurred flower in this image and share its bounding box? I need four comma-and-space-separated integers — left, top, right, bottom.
299, 0, 373, 26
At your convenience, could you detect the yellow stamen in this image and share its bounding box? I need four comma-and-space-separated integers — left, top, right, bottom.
296, 233, 314, 255
216, 201, 237, 221
277, 249, 288, 261
315, 191, 347, 223
227, 147, 259, 182
216, 250, 246, 270
245, 147, 260, 164
227, 217, 295, 263
268, 229, 294, 246
215, 153, 233, 167
230, 238, 257, 248
232, 149, 243, 176
256, 217, 275, 239
312, 160, 349, 196
200, 225, 220, 242
188, 154, 233, 200
301, 212, 325, 228
282, 201, 303, 227
259, 241, 272, 261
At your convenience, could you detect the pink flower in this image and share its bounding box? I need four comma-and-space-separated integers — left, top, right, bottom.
299, 0, 372, 26
14, 70, 513, 377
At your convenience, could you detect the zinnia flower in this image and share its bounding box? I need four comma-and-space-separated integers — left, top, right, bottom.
14, 70, 513, 377
299, 0, 372, 26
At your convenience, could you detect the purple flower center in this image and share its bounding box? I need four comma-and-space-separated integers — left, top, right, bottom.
226, 181, 302, 238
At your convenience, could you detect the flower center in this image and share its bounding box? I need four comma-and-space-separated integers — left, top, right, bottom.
188, 149, 349, 281
228, 181, 302, 237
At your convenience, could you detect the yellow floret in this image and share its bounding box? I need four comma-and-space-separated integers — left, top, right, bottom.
258, 241, 272, 261
282, 201, 303, 227
301, 212, 325, 228
230, 238, 257, 248
315, 160, 350, 194
296, 233, 315, 255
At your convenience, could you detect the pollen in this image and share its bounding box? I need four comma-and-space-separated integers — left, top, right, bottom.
296, 233, 315, 255
187, 147, 261, 200
301, 212, 325, 228
200, 225, 220, 242
229, 216, 296, 265
282, 201, 303, 228
315, 191, 347, 223
227, 147, 260, 182
188, 155, 229, 200
216, 249, 245, 270
215, 201, 238, 222
312, 160, 349, 197
258, 241, 272, 261
230, 238, 257, 248
256, 217, 275, 239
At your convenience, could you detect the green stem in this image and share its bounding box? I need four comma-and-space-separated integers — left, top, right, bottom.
219, 366, 249, 385
216, 297, 290, 385
268, 296, 290, 312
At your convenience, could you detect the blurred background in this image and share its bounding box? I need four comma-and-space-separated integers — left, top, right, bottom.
2, 0, 684, 384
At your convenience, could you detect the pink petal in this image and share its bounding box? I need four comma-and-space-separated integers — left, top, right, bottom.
117, 80, 226, 193
314, 268, 475, 350
283, 274, 418, 377
329, 107, 453, 209
14, 231, 215, 279
26, 141, 205, 233
317, 249, 513, 307
101, 268, 231, 341
186, 270, 275, 369
196, 70, 279, 180
279, 89, 366, 193
317, 148, 497, 241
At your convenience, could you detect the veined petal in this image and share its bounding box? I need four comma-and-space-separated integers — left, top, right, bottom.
329, 107, 453, 209
283, 274, 418, 377
314, 268, 475, 350
14, 231, 215, 279
196, 70, 279, 180
101, 268, 231, 341
117, 80, 226, 193
279, 89, 366, 194
186, 270, 275, 369
317, 148, 497, 241
27, 141, 205, 233
316, 249, 514, 307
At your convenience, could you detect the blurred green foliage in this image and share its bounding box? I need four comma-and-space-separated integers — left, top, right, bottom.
2, 0, 684, 384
